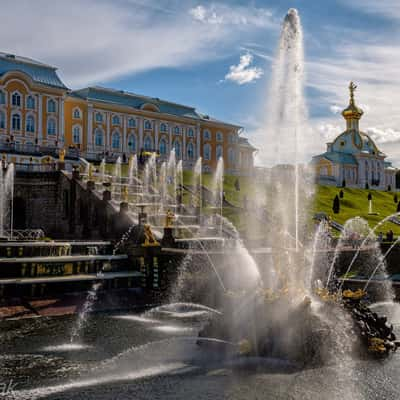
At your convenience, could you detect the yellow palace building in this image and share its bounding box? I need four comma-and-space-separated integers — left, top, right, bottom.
0, 52, 256, 175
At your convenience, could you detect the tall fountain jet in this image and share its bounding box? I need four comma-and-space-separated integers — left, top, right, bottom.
264, 8, 311, 259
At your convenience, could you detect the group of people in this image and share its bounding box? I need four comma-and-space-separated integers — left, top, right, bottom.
377, 230, 394, 243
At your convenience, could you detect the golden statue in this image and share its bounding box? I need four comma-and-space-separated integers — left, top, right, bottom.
59, 148, 66, 162
122, 185, 129, 202
88, 164, 93, 180
142, 223, 159, 247
165, 209, 175, 228
349, 81, 357, 103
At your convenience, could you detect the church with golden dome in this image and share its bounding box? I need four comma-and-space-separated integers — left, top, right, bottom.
312, 82, 397, 190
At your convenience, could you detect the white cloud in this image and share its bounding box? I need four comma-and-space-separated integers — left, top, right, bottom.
329, 105, 341, 114
224, 53, 263, 85
0, 0, 275, 88
366, 127, 400, 145
189, 4, 276, 28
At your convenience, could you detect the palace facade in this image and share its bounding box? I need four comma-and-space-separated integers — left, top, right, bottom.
312, 82, 397, 190
0, 52, 255, 174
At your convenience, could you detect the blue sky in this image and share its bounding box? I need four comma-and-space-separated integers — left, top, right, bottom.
1, 0, 400, 165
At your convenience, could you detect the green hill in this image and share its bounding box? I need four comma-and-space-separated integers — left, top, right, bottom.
313, 185, 400, 236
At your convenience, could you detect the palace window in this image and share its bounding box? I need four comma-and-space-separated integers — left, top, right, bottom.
229, 134, 236, 144
228, 148, 235, 164
216, 144, 223, 160
160, 123, 167, 133
47, 99, 56, 113
187, 128, 194, 137
144, 136, 152, 151
174, 126, 180, 134
95, 112, 103, 123
12, 113, 21, 131
128, 134, 136, 152
187, 142, 194, 160
144, 120, 152, 130
73, 125, 81, 144
174, 140, 181, 158
73, 108, 81, 119
95, 128, 104, 146
26, 115, 35, 133
159, 138, 167, 155
47, 117, 56, 135
128, 118, 136, 128
203, 143, 211, 160
112, 115, 120, 125
112, 132, 120, 149
12, 92, 21, 107
0, 111, 5, 129
0, 91, 5, 105
203, 130, 211, 140
26, 95, 35, 110
216, 131, 223, 142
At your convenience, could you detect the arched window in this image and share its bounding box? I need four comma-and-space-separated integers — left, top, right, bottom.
12, 92, 21, 107
229, 134, 236, 144
47, 117, 56, 135
26, 95, 35, 109
216, 131, 223, 142
174, 126, 180, 134
203, 143, 211, 160
144, 136, 153, 151
112, 115, 120, 125
47, 99, 56, 113
26, 115, 35, 133
128, 118, 136, 128
95, 128, 104, 146
228, 148, 235, 164
127, 134, 136, 152
144, 120, 152, 130
95, 112, 103, 123
73, 108, 81, 119
174, 140, 181, 158
0, 111, 5, 129
203, 130, 211, 140
187, 128, 194, 137
216, 144, 223, 160
160, 123, 167, 133
0, 90, 5, 105
159, 138, 167, 155
12, 113, 21, 131
187, 142, 194, 160
73, 125, 81, 144
112, 131, 120, 149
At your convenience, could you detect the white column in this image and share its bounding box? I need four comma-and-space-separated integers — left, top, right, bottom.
139, 118, 143, 150
154, 120, 159, 153
59, 97, 65, 148
37, 94, 43, 145
123, 115, 127, 153
196, 123, 201, 159
182, 126, 186, 161
106, 112, 110, 150
87, 104, 93, 153
168, 124, 172, 153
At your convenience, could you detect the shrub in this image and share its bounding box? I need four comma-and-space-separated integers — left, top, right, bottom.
388, 185, 392, 192
365, 183, 369, 190
394, 194, 398, 203
339, 190, 344, 199
332, 194, 340, 214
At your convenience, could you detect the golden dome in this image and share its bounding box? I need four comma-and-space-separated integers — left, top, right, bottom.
342, 81, 363, 120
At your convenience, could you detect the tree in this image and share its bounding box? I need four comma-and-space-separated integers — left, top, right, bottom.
388, 185, 392, 192
332, 195, 340, 214
339, 190, 344, 199
342, 179, 346, 188
394, 194, 398, 203
365, 182, 369, 190
234, 178, 240, 191
397, 201, 400, 213
368, 192, 372, 201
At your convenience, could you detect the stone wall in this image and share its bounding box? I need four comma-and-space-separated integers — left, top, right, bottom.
14, 170, 133, 240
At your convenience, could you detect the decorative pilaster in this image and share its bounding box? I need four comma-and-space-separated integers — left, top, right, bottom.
123, 115, 127, 153
196, 123, 201, 159
183, 126, 186, 161
154, 120, 159, 153
37, 94, 43, 144
106, 112, 111, 150
139, 118, 144, 150
169, 124, 172, 153
87, 104, 93, 153
59, 97, 65, 147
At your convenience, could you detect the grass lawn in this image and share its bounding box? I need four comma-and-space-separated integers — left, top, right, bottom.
313, 185, 400, 236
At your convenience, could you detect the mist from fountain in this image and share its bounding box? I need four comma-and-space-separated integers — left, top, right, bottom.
100, 159, 106, 182
0, 162, 14, 238
211, 157, 224, 236
193, 157, 202, 219
128, 155, 138, 186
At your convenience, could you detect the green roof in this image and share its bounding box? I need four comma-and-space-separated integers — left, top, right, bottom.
0, 52, 68, 89
313, 151, 358, 165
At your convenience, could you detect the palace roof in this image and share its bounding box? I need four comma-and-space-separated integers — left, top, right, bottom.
312, 151, 358, 165
0, 52, 68, 89
71, 86, 241, 128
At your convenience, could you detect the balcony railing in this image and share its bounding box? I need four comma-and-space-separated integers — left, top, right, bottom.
0, 142, 80, 160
